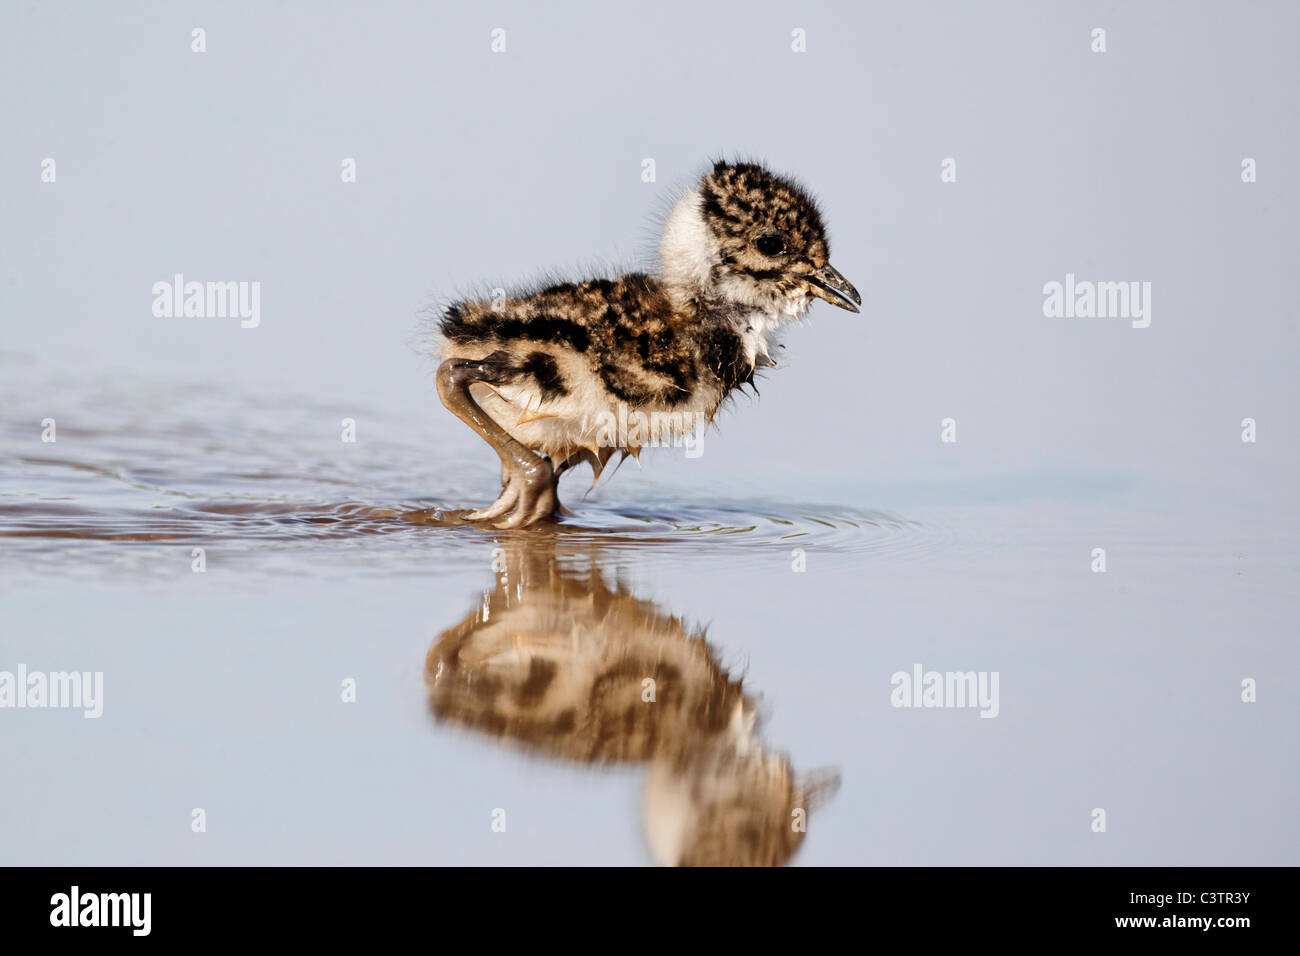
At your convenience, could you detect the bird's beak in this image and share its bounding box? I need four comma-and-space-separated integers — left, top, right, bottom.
806, 263, 862, 313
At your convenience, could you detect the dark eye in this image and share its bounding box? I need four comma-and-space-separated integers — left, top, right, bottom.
754, 234, 786, 257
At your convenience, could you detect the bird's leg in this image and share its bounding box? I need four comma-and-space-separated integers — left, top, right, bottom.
436, 357, 558, 528
549, 457, 579, 517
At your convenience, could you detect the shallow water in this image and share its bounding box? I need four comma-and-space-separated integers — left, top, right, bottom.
1, 368, 1297, 866
0, 364, 934, 577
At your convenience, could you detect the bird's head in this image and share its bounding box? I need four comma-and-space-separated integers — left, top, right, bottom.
660, 160, 861, 319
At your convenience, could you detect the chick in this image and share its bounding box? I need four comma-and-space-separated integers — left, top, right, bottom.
436, 160, 861, 527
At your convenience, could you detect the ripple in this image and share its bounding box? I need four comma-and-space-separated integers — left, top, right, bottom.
402, 495, 930, 560
0, 396, 949, 575
0, 478, 938, 575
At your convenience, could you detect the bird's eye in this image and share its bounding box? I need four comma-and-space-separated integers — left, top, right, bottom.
754, 234, 786, 257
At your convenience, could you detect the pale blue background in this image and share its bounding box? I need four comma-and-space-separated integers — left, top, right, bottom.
1, 1, 1296, 865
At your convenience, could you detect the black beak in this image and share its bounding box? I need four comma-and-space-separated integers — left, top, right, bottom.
806, 263, 862, 313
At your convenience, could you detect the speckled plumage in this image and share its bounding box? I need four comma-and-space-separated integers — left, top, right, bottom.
435, 160, 861, 526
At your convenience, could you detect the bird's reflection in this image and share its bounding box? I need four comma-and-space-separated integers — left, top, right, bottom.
425, 538, 839, 866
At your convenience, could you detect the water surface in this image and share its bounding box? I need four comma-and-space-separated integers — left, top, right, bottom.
2, 368, 1295, 865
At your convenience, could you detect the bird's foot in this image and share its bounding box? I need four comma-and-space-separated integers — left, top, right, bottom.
466, 455, 558, 529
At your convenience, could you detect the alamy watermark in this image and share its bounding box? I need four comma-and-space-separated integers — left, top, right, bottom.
890, 663, 999, 718
1042, 273, 1151, 328
0, 665, 103, 718
50, 886, 150, 936
152, 274, 260, 328
594, 403, 705, 458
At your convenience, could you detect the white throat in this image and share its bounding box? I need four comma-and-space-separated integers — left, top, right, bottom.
659, 187, 810, 369
659, 187, 718, 306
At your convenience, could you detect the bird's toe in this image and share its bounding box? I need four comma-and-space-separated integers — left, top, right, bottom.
467, 480, 519, 522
